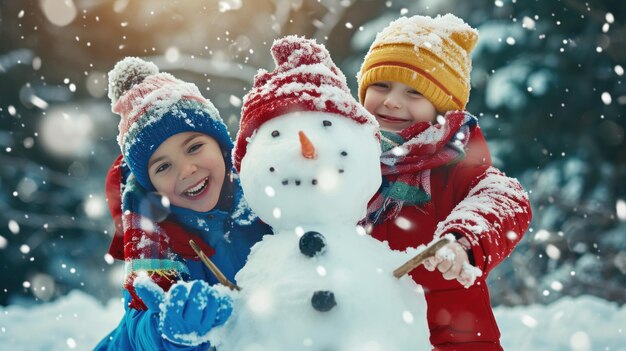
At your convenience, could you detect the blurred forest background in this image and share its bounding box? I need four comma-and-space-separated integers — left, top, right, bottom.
0, 0, 624, 308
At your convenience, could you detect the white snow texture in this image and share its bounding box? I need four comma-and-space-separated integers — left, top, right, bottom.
3, 292, 624, 351
206, 111, 430, 350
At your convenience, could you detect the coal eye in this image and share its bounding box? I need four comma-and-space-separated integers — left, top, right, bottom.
323, 120, 332, 127
271, 130, 280, 137
340, 151, 348, 156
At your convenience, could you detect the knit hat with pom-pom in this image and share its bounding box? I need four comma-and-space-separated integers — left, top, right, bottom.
232, 35, 378, 172
358, 14, 478, 113
108, 57, 233, 190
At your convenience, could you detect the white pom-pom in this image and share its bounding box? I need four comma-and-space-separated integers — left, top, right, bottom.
107, 57, 159, 105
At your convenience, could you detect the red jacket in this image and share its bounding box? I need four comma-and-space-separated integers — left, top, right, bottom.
371, 127, 532, 351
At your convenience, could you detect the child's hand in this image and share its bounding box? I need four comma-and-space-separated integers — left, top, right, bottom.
134, 278, 233, 346
423, 242, 482, 288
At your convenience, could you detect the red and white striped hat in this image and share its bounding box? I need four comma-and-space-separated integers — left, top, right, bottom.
232, 35, 378, 172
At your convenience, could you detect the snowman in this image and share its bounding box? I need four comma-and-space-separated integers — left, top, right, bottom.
208, 36, 431, 350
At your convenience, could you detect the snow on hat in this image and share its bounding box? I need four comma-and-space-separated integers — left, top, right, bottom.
232, 35, 378, 172
108, 57, 233, 190
358, 14, 478, 113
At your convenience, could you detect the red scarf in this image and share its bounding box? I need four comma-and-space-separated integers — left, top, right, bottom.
365, 111, 477, 225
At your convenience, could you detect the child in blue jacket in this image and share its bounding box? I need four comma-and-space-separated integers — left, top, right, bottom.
95, 57, 270, 350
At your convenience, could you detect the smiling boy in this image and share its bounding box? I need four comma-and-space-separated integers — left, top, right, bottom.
96, 57, 269, 351
363, 81, 438, 131
358, 15, 532, 351
148, 132, 226, 212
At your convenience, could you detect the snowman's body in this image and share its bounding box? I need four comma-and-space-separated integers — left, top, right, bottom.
209, 112, 430, 350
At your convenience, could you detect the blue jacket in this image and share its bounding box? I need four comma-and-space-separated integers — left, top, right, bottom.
95, 218, 268, 350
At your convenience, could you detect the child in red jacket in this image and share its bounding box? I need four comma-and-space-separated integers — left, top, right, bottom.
358, 14, 532, 351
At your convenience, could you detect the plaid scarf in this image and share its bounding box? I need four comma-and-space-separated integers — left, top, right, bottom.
365, 111, 478, 225
117, 164, 259, 310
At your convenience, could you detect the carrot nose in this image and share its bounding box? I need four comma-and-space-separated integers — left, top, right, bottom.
298, 131, 317, 159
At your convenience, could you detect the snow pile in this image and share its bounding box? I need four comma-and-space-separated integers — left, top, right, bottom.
495, 295, 626, 351
2, 292, 625, 350
0, 291, 124, 350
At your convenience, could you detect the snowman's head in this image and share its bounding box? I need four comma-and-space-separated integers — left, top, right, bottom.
240, 111, 381, 230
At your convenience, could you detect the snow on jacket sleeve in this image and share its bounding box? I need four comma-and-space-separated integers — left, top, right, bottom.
435, 166, 532, 274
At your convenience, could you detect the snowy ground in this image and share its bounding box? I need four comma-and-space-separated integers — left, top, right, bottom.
0, 291, 624, 351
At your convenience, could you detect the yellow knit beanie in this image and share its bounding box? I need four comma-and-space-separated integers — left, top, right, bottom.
358, 14, 478, 113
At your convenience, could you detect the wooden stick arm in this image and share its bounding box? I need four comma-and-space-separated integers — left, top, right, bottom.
189, 240, 241, 291
393, 237, 451, 278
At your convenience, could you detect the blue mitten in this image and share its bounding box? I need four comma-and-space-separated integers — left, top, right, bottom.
134, 277, 233, 347
133, 276, 165, 311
